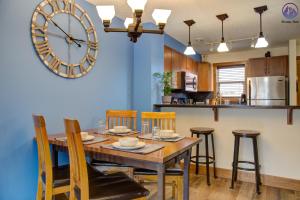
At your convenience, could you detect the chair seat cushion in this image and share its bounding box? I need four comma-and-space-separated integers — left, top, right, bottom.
75, 171, 149, 200
42, 164, 103, 188
134, 166, 183, 176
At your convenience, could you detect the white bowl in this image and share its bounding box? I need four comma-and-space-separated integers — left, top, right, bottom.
81, 132, 89, 139
160, 130, 174, 137
114, 126, 128, 132
118, 137, 139, 147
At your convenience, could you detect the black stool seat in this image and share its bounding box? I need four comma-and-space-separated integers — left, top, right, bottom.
190, 127, 216, 186
190, 127, 214, 135
231, 130, 261, 194
232, 130, 260, 137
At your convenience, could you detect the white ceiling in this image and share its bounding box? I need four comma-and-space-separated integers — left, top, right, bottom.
88, 0, 300, 54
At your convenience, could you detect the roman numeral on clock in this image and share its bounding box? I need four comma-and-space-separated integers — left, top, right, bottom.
49, 56, 61, 71
35, 40, 51, 58
86, 54, 96, 64
87, 41, 98, 50
48, 0, 60, 12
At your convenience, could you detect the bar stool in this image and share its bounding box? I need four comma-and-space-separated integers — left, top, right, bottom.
190, 127, 217, 185
230, 130, 262, 194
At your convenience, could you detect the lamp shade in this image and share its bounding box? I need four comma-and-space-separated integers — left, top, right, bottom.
96, 5, 115, 22
127, 0, 147, 11
152, 9, 171, 25
217, 42, 229, 52
184, 45, 196, 55
255, 36, 268, 48
124, 18, 133, 28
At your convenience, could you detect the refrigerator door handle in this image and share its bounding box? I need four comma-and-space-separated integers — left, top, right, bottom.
248, 80, 251, 105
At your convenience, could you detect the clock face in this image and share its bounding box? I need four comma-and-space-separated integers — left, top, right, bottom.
31, 0, 98, 78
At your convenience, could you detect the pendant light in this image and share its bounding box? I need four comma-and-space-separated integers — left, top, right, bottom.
254, 5, 268, 48
216, 14, 229, 52
184, 20, 196, 55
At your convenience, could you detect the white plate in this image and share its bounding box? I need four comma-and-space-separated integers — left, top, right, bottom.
112, 141, 146, 150
159, 133, 179, 139
109, 129, 132, 134
82, 135, 95, 142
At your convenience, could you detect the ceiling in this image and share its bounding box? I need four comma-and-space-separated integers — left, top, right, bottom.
88, 0, 300, 54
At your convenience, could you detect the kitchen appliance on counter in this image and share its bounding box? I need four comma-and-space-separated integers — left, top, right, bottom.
172, 71, 198, 92
247, 76, 288, 106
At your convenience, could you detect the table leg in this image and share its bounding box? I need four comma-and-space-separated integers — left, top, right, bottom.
52, 145, 59, 167
183, 149, 191, 200
157, 164, 165, 200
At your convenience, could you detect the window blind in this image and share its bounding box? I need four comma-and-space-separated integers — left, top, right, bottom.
217, 66, 245, 97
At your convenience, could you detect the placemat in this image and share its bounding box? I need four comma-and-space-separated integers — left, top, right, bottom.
55, 136, 109, 145
101, 143, 164, 154
138, 134, 185, 142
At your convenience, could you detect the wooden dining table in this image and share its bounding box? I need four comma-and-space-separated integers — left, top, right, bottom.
48, 129, 201, 200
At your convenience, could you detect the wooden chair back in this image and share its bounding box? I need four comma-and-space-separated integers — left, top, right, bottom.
141, 112, 176, 131
64, 118, 89, 200
106, 110, 137, 130
33, 115, 53, 188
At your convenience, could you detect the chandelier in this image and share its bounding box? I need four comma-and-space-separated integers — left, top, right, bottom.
97, 0, 171, 43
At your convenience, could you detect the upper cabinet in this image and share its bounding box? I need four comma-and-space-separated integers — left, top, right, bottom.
164, 46, 172, 72
165, 45, 198, 74
198, 62, 213, 92
186, 57, 198, 75
172, 49, 187, 72
248, 56, 289, 77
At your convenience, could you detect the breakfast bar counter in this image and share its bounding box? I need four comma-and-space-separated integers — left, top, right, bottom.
154, 104, 300, 191
154, 104, 300, 125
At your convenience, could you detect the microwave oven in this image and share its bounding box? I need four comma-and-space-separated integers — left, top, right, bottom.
172, 71, 198, 92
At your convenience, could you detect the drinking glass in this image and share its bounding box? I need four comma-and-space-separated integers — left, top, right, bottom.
152, 126, 160, 139
97, 119, 106, 134
141, 121, 150, 137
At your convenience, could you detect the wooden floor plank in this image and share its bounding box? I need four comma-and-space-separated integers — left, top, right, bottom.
142, 174, 299, 200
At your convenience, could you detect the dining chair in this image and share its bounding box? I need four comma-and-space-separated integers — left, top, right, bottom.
134, 112, 183, 199
92, 110, 137, 174
33, 114, 70, 200
64, 118, 149, 200
106, 110, 137, 130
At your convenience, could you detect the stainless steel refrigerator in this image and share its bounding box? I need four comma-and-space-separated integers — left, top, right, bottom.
247, 76, 288, 106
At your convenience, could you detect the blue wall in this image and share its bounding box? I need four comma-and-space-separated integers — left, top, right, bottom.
0, 0, 133, 199
164, 34, 202, 62
0, 1, 202, 199
132, 23, 164, 128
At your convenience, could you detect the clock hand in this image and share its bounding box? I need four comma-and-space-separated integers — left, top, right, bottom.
72, 38, 86, 43
50, 19, 81, 48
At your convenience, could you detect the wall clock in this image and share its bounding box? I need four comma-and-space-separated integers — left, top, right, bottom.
31, 0, 98, 78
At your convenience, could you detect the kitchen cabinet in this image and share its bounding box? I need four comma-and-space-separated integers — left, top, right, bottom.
186, 57, 198, 75
172, 49, 186, 72
267, 56, 288, 76
248, 56, 288, 77
198, 62, 213, 91
164, 46, 172, 72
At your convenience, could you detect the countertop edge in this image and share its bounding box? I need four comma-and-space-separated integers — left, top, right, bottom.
154, 104, 300, 109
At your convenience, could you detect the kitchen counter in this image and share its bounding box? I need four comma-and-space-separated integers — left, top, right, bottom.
157, 104, 300, 188
154, 104, 300, 109
154, 104, 300, 125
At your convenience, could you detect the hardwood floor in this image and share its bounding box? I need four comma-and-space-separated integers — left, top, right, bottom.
144, 174, 300, 200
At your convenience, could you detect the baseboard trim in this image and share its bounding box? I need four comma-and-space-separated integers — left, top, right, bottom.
186, 163, 300, 191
